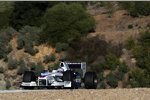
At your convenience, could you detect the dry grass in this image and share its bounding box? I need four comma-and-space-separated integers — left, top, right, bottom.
88, 10, 150, 44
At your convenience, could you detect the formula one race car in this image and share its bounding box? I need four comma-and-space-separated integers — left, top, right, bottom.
20, 61, 98, 89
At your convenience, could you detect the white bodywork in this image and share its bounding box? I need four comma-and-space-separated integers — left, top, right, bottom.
21, 61, 86, 88
21, 82, 37, 87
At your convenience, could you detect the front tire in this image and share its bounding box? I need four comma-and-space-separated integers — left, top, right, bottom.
23, 71, 36, 82
63, 70, 74, 88
22, 71, 36, 89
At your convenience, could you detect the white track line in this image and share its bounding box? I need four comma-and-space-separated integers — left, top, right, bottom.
0, 89, 67, 93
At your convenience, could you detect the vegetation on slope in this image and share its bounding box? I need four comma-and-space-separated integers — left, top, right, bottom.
0, 1, 150, 89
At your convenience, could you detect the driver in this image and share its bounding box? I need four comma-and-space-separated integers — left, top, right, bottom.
57, 61, 69, 72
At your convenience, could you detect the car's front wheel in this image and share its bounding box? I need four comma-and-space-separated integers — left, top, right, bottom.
22, 71, 36, 89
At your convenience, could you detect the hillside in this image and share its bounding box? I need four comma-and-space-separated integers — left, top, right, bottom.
88, 8, 150, 44
0, 1, 150, 89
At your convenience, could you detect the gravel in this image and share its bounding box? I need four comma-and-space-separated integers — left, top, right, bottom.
0, 88, 150, 100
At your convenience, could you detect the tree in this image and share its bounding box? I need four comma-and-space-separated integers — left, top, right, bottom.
119, 2, 150, 17
0, 2, 14, 29
9, 1, 53, 30
41, 3, 95, 44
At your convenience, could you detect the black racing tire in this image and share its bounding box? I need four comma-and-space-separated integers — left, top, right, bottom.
63, 70, 73, 81
63, 70, 74, 88
84, 72, 98, 89
22, 71, 36, 89
23, 71, 36, 82
23, 86, 35, 89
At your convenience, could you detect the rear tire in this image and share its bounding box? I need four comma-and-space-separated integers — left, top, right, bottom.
23, 86, 35, 89
84, 72, 98, 89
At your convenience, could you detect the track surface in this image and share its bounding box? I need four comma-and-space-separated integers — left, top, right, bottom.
0, 89, 60, 93
0, 88, 150, 100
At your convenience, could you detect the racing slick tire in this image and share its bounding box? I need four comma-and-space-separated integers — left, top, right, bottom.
22, 71, 36, 89
63, 70, 73, 81
63, 70, 74, 88
84, 72, 98, 89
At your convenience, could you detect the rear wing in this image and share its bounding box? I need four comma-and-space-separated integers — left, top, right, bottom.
66, 62, 86, 77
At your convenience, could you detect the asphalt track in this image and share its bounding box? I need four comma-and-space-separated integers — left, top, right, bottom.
0, 88, 150, 100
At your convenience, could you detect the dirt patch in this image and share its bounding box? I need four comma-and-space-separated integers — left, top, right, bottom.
0, 88, 149, 100
89, 10, 150, 44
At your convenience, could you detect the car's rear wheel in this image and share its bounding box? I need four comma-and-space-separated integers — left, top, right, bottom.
84, 72, 98, 89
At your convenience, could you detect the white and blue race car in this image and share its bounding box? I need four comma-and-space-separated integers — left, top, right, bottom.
21, 61, 98, 89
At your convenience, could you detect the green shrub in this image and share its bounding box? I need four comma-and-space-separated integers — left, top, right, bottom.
43, 53, 56, 63
0, 27, 16, 59
43, 55, 51, 64
0, 28, 15, 43
125, 37, 135, 50
90, 63, 105, 73
19, 26, 42, 45
98, 73, 104, 81
5, 44, 12, 54
104, 2, 115, 18
67, 36, 109, 63
3, 54, 8, 63
129, 67, 149, 87
104, 53, 119, 70
114, 71, 124, 81
16, 35, 25, 50
0, 2, 14, 29
50, 53, 56, 62
24, 41, 38, 56
106, 72, 118, 88
132, 30, 150, 71
42, 3, 95, 44
32, 62, 44, 76
17, 26, 42, 50
119, 2, 150, 17
147, 23, 150, 28
107, 43, 123, 57
17, 60, 28, 75
55, 42, 69, 53
59, 52, 67, 61
114, 62, 128, 81
118, 62, 128, 73
9, 2, 56, 30
130, 31, 150, 88
4, 27, 16, 38
5, 79, 11, 90
0, 67, 4, 73
98, 81, 106, 89
8, 58, 18, 70
51, 62, 59, 70
128, 24, 133, 29
0, 48, 6, 59
138, 30, 150, 46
